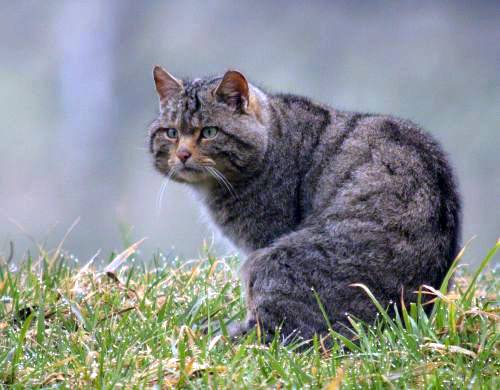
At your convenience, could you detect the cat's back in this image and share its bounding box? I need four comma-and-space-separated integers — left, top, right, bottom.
306, 108, 461, 266
312, 110, 459, 209
268, 94, 460, 259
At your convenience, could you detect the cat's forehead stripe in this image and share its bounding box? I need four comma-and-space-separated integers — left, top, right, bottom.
159, 76, 222, 131
179, 82, 204, 133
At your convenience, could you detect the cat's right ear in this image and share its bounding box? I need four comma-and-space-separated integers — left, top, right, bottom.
153, 65, 183, 102
214, 70, 250, 111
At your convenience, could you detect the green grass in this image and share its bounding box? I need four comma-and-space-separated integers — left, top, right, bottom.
0, 239, 498, 389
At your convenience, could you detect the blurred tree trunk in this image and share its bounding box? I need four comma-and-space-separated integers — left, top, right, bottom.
55, 0, 119, 221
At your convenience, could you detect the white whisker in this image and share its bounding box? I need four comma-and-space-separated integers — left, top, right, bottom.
156, 168, 176, 216
206, 167, 238, 200
213, 168, 238, 199
205, 167, 229, 197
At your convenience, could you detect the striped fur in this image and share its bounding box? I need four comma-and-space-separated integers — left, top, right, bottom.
149, 69, 461, 343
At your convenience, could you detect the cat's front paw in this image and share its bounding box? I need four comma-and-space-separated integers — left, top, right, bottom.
227, 318, 256, 339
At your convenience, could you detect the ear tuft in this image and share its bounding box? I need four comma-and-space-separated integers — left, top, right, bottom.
153, 65, 183, 101
215, 70, 249, 110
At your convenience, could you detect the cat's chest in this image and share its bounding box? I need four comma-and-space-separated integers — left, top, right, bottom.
201, 183, 301, 251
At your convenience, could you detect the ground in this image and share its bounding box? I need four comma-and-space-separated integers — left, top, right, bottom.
0, 239, 498, 388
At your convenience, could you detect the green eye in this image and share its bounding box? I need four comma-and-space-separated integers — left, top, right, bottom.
165, 128, 178, 139
201, 126, 219, 139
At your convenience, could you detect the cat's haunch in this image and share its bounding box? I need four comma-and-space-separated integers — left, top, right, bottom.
148, 66, 461, 343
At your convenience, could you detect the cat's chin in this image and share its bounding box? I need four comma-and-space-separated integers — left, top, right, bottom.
171, 168, 207, 184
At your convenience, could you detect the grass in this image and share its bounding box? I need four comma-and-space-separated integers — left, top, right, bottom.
0, 239, 498, 389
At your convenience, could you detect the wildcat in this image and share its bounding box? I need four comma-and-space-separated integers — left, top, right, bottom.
148, 66, 461, 342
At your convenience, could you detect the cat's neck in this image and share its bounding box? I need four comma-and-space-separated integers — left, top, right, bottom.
191, 93, 335, 251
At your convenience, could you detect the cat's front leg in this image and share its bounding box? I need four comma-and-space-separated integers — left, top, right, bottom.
225, 249, 269, 340
226, 317, 257, 339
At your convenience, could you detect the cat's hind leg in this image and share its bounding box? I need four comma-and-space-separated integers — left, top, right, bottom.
239, 227, 345, 343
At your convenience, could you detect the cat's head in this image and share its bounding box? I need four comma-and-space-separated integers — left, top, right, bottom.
149, 66, 269, 185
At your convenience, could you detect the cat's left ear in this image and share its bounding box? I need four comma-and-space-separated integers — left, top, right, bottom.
153, 65, 183, 102
214, 70, 249, 111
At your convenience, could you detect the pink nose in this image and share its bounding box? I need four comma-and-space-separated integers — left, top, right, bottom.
176, 149, 192, 163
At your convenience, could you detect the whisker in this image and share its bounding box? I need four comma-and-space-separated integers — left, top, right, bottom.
207, 167, 238, 200
203, 166, 219, 185
203, 167, 226, 196
212, 168, 238, 199
156, 168, 176, 216
210, 167, 236, 191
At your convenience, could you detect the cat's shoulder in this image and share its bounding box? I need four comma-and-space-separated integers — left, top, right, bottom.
332, 110, 440, 149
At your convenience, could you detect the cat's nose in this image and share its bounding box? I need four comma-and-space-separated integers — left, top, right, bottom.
176, 148, 192, 163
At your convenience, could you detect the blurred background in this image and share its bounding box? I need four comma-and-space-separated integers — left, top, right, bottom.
0, 1, 498, 266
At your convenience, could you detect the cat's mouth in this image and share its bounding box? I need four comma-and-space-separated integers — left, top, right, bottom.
176, 162, 206, 174
180, 165, 201, 172
169, 163, 207, 183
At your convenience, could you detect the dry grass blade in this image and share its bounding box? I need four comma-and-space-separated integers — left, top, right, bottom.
104, 238, 147, 275
420, 285, 457, 304
208, 335, 223, 351
423, 342, 477, 358
208, 259, 236, 278
97, 306, 136, 325
325, 366, 344, 390
69, 302, 86, 327
462, 307, 499, 321
75, 249, 100, 279
50, 217, 81, 265
133, 357, 227, 387
386, 362, 445, 381
41, 372, 66, 386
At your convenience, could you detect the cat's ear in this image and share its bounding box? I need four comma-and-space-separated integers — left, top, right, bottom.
153, 65, 183, 101
214, 70, 249, 110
